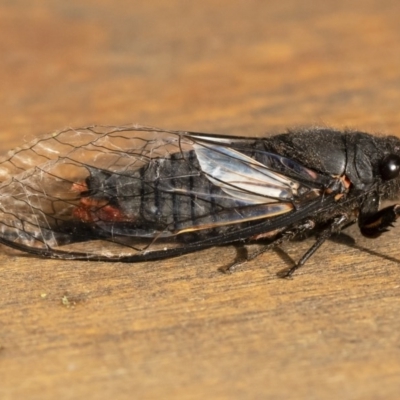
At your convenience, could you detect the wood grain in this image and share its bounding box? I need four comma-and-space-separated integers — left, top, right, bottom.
1, 1, 400, 399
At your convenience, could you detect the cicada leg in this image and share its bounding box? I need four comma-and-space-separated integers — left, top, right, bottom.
220, 220, 316, 274
278, 215, 350, 278
359, 204, 400, 238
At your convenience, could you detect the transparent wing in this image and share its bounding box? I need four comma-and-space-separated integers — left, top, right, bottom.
0, 125, 332, 260
188, 132, 328, 186
194, 143, 302, 203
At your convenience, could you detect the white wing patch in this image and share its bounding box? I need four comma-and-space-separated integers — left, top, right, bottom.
193, 143, 300, 205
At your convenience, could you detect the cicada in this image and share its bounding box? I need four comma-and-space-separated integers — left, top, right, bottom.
1, 125, 400, 276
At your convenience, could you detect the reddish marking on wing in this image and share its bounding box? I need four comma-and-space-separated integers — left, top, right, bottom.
97, 204, 128, 222
71, 180, 88, 193
72, 205, 92, 221
72, 180, 133, 223
73, 193, 132, 223
73, 199, 129, 223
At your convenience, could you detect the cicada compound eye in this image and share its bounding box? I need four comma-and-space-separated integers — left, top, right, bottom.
380, 154, 400, 181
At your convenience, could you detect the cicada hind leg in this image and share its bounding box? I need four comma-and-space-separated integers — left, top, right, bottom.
221, 219, 317, 276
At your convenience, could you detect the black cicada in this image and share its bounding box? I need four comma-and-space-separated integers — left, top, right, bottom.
1, 125, 400, 276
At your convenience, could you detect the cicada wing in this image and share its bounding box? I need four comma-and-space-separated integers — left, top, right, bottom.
0, 125, 192, 182
193, 143, 298, 203
187, 132, 329, 185
0, 125, 334, 260
0, 126, 189, 252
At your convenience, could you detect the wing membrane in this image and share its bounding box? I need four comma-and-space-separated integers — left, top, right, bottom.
193, 142, 298, 203
0, 125, 335, 259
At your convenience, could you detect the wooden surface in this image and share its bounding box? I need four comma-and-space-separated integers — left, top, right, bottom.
1, 1, 400, 399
